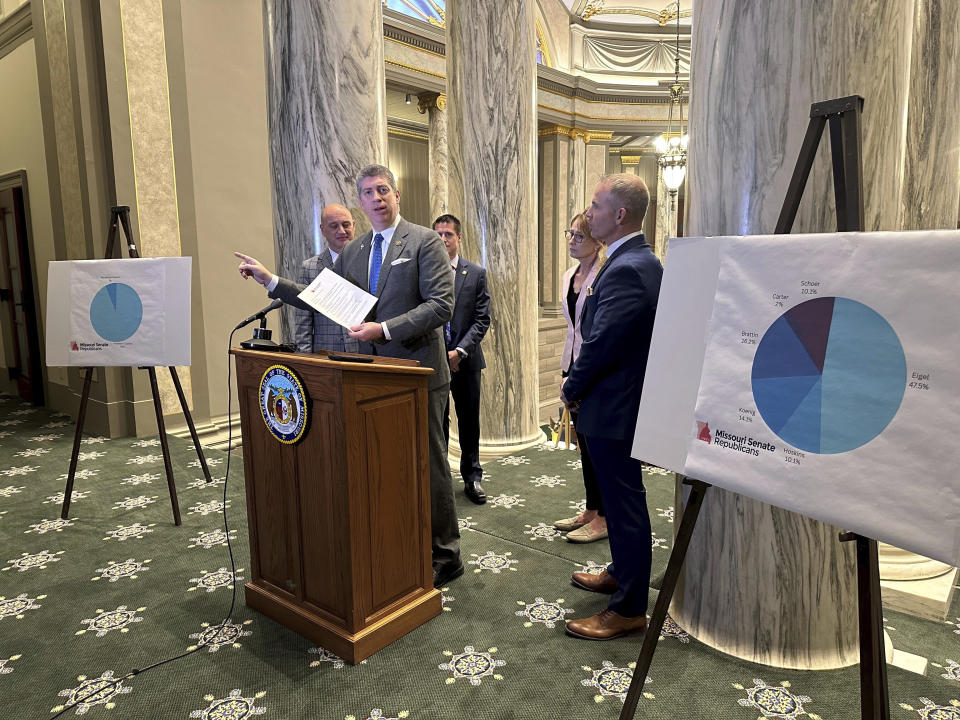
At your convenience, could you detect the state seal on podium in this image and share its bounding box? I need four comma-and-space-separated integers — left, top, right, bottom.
258, 364, 309, 444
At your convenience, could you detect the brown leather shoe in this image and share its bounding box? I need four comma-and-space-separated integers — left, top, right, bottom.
565, 609, 647, 640
571, 569, 617, 594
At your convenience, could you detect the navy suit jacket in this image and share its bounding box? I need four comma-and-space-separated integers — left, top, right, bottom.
447, 257, 490, 373
563, 233, 662, 440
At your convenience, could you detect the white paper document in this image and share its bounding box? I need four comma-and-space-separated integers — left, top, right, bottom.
634, 230, 960, 566
297, 268, 377, 328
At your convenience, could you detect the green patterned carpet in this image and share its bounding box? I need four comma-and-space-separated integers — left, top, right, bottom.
0, 392, 958, 719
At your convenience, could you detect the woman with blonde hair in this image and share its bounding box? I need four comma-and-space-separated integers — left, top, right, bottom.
553, 211, 606, 543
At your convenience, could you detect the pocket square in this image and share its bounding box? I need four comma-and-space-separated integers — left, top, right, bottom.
390, 257, 411, 266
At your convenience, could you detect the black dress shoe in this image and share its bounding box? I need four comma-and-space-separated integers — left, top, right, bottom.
433, 561, 465, 588
464, 480, 487, 504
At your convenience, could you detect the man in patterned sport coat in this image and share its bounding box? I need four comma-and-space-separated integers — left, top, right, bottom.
293, 203, 358, 353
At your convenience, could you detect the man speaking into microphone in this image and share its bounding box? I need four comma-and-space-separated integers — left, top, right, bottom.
235, 164, 463, 588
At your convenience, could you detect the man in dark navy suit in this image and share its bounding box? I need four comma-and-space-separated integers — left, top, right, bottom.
560, 174, 663, 640
434, 214, 491, 505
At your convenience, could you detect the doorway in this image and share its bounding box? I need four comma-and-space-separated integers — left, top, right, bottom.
0, 171, 44, 405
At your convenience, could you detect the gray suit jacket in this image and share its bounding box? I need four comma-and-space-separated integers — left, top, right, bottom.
294, 250, 356, 353
272, 217, 454, 390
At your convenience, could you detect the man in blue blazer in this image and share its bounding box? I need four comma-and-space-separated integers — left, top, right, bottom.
561, 174, 663, 640
434, 214, 491, 504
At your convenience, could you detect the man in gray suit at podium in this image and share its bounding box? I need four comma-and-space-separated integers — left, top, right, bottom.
235, 164, 463, 588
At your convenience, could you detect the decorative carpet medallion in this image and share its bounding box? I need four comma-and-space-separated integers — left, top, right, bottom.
103, 523, 156, 541
733, 679, 820, 719
515, 597, 573, 628
468, 551, 518, 574
92, 558, 151, 582
497, 455, 530, 466
187, 478, 226, 490
0, 418, 23, 426
578, 560, 607, 575
0, 592, 46, 619
566, 459, 582, 469
25, 517, 76, 534
308, 647, 366, 669
523, 523, 563, 541
53, 670, 132, 715
488, 494, 525, 509
439, 645, 505, 685
189, 500, 228, 516
16, 446, 51, 457
457, 517, 477, 532
346, 710, 408, 720
948, 617, 960, 635
56, 469, 99, 483
80, 435, 107, 443
899, 698, 960, 719
659, 615, 690, 643
45, 490, 91, 503
651, 531, 669, 550
581, 660, 652, 702
1, 464, 38, 476
441, 589, 455, 611
113, 495, 157, 511
188, 620, 254, 652
30, 433, 62, 442
77, 605, 146, 637
131, 438, 161, 447
189, 567, 244, 593
656, 506, 674, 522
126, 454, 162, 465
936, 660, 960, 682
3, 549, 64, 572
77, 451, 106, 461
644, 465, 673, 476
189, 529, 236, 550
190, 689, 266, 719
529, 474, 565, 488
0, 654, 21, 674
121, 473, 159, 486
569, 499, 587, 514
0, 485, 25, 497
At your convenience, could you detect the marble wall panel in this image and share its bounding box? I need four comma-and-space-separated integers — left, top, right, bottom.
900, 0, 960, 230
448, 0, 541, 452
568, 135, 586, 221
584, 141, 607, 200
264, 0, 387, 341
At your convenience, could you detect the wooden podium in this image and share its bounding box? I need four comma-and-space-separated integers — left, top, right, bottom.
232, 348, 441, 663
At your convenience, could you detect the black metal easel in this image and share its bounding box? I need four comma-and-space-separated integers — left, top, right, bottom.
620, 95, 890, 720
60, 205, 214, 526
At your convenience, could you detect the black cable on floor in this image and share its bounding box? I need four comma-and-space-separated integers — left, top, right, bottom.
49, 330, 242, 719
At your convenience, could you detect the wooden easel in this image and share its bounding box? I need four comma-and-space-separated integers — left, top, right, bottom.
60, 205, 213, 526
620, 95, 890, 720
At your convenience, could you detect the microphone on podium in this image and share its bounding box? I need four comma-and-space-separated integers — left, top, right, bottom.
238, 299, 283, 351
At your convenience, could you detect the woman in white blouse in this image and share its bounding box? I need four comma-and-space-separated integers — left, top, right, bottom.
553, 212, 607, 543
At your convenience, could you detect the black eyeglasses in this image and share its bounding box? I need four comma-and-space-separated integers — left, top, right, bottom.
564, 230, 586, 244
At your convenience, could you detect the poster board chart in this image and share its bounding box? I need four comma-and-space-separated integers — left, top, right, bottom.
52, 205, 213, 526
619, 97, 892, 720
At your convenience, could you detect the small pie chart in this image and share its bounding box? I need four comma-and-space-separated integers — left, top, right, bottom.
751, 297, 906, 454
90, 283, 143, 342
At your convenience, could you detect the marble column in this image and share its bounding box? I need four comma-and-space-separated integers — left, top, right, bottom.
583, 136, 610, 199
537, 129, 569, 316
263, 0, 387, 342
447, 0, 541, 455
677, 0, 927, 669
900, 0, 960, 230
654, 170, 676, 262
418, 92, 449, 221
568, 132, 587, 220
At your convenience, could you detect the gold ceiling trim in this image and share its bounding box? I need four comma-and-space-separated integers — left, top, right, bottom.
538, 102, 666, 123
384, 58, 446, 80
538, 124, 614, 143
388, 126, 429, 141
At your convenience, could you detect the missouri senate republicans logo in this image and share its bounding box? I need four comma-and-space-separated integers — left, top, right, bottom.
259, 365, 309, 444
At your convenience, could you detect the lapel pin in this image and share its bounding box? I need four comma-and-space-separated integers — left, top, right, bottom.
461, 270, 467, 275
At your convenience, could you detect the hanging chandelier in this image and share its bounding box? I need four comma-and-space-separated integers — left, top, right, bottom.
653, 1, 688, 198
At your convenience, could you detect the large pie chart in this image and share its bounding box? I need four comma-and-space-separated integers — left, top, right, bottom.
751, 297, 906, 454
89, 283, 143, 342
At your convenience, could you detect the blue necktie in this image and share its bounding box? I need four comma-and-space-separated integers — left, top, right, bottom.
369, 233, 384, 293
